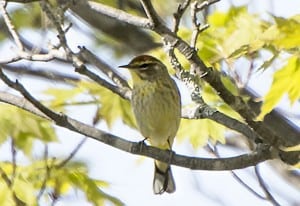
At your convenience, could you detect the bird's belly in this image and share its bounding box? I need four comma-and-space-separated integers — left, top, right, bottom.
132, 85, 180, 148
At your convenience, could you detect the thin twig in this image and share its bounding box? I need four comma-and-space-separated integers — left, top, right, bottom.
2, 65, 80, 83
88, 1, 150, 28
172, 0, 191, 33
37, 145, 50, 201
11, 138, 17, 185
190, 1, 200, 48
0, 2, 24, 51
0, 69, 63, 122
39, 1, 131, 101
75, 65, 131, 100
4, 0, 40, 3
0, 48, 64, 64
255, 165, 281, 206
139, 0, 161, 26
208, 145, 266, 200
39, 0, 82, 69
190, 1, 211, 48
39, 0, 68, 50
77, 46, 130, 90
164, 41, 185, 76
56, 137, 87, 169
196, 0, 220, 11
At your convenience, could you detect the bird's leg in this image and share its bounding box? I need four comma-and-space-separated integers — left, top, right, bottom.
167, 139, 174, 165
138, 137, 148, 152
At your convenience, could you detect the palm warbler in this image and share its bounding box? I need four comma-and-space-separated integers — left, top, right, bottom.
119, 55, 181, 194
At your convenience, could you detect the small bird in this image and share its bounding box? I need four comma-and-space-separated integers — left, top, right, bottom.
119, 55, 181, 194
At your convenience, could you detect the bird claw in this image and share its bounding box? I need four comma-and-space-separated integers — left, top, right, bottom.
138, 137, 148, 152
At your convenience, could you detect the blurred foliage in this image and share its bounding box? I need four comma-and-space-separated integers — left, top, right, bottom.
257, 56, 300, 120
0, 105, 57, 156
10, 4, 43, 29
0, 160, 123, 206
0, 104, 122, 205
178, 6, 300, 120
177, 119, 226, 148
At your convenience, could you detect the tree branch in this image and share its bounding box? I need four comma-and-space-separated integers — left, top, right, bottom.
77, 46, 129, 89
207, 145, 266, 200
172, 0, 191, 33
0, 89, 274, 171
86, 1, 151, 29
4, 0, 40, 3
75, 64, 131, 100
56, 137, 87, 169
182, 105, 261, 142
255, 165, 281, 206
2, 65, 80, 83
69, 0, 159, 53
0, 2, 24, 51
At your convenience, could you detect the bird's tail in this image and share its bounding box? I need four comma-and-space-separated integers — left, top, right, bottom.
153, 161, 176, 194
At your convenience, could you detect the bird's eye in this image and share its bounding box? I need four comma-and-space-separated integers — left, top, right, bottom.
139, 63, 150, 68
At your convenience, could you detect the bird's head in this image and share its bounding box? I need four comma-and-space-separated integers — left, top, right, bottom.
119, 55, 168, 82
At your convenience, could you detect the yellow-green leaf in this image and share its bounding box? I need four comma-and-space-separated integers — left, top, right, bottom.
44, 86, 83, 109
0, 105, 57, 156
80, 81, 135, 128
68, 171, 123, 206
202, 83, 242, 120
13, 177, 36, 206
272, 16, 300, 49
257, 56, 300, 120
177, 119, 225, 148
0, 183, 13, 206
221, 76, 239, 96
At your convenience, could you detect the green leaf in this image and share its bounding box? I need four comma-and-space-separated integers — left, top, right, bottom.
257, 56, 300, 120
207, 7, 264, 60
0, 158, 118, 205
220, 76, 239, 96
261, 16, 300, 51
196, 30, 221, 68
0, 105, 57, 156
45, 80, 136, 128
208, 7, 247, 28
201, 83, 242, 119
13, 176, 37, 206
177, 119, 225, 148
223, 12, 264, 59
257, 52, 279, 71
80, 81, 136, 128
68, 171, 123, 206
272, 16, 300, 49
0, 183, 13, 206
10, 5, 43, 29
44, 86, 84, 109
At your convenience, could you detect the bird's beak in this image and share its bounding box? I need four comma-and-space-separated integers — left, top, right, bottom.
118, 64, 129, 68
119, 64, 139, 69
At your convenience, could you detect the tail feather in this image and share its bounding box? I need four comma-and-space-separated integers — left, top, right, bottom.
153, 162, 176, 194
